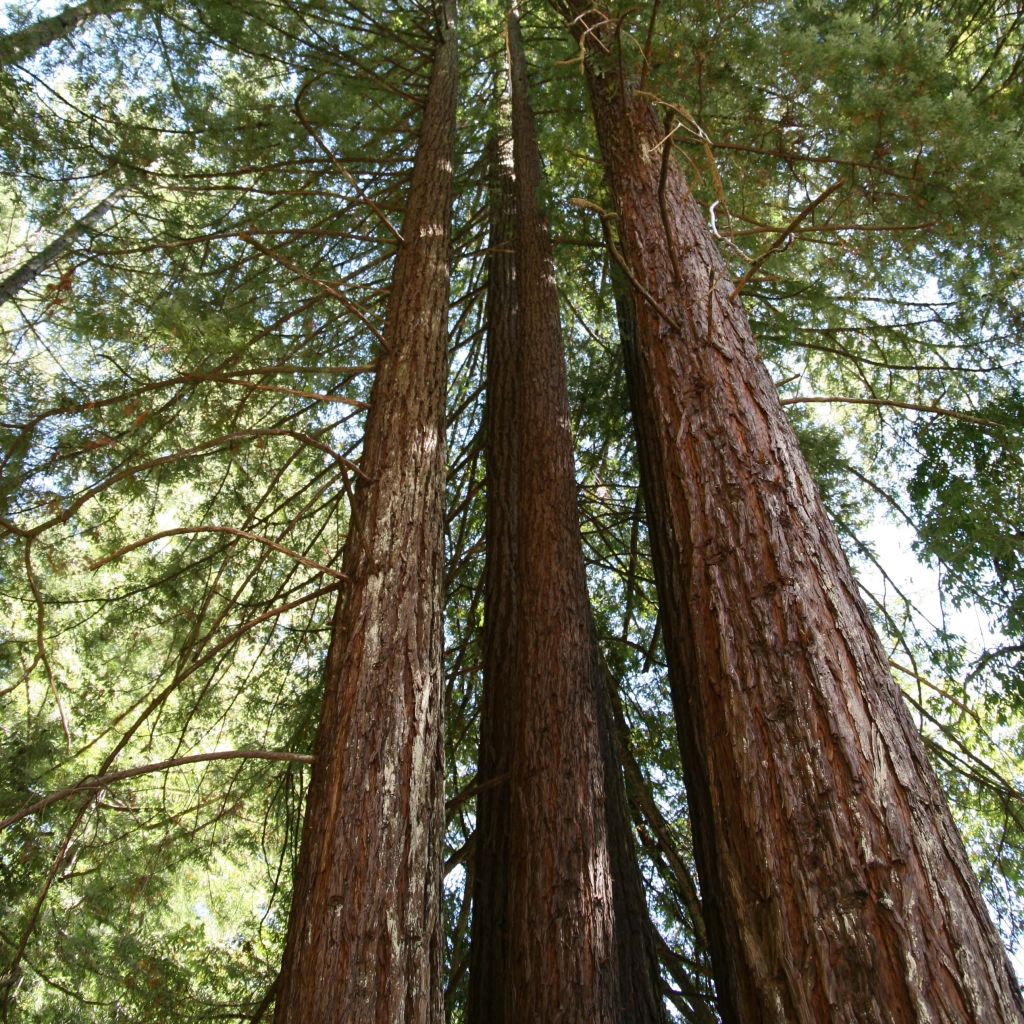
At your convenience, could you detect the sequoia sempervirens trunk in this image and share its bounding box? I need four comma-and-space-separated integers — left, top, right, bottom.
565, 10, 1024, 1024
273, 5, 457, 1023
466, 8, 665, 1022
466, 125, 518, 1024
501, 8, 618, 1012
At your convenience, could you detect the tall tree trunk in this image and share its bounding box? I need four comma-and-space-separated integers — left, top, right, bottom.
0, 187, 124, 307
0, 0, 128, 66
466, 123, 518, 1024
566, 9, 1024, 1024
591, 630, 668, 1024
468, 8, 665, 1022
272, 5, 457, 1023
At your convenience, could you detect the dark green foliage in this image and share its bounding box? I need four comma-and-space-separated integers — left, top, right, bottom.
911, 397, 1024, 699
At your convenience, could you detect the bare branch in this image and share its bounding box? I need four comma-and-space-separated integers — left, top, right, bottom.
2, 750, 315, 831
89, 525, 348, 579
779, 394, 1005, 429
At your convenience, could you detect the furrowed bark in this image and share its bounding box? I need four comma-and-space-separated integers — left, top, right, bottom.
467, 8, 665, 1021
0, 188, 124, 307
0, 0, 128, 65
466, 124, 518, 1024
272, 5, 457, 1023
566, 9, 1024, 1023
504, 4, 615, 1014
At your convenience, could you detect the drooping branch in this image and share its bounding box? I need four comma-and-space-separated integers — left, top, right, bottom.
1, 750, 314, 831
779, 394, 1006, 428
88, 525, 349, 580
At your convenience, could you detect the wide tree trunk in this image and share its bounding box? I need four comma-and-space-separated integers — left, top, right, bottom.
0, 187, 124, 307
272, 5, 457, 1023
565, 9, 1024, 1024
467, 8, 665, 1022
0, 0, 128, 66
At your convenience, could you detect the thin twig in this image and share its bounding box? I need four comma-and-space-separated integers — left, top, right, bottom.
294, 77, 404, 244
24, 540, 71, 750
731, 178, 845, 297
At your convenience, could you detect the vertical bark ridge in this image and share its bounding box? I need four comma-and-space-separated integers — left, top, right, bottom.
466, 123, 518, 1024
565, 10, 1024, 1024
468, 8, 666, 1022
273, 5, 458, 1022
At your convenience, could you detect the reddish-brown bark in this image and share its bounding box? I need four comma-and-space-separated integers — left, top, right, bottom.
467, 9, 665, 1022
466, 125, 518, 1024
272, 6, 457, 1023
565, 10, 1024, 1024
504, 11, 619, 1009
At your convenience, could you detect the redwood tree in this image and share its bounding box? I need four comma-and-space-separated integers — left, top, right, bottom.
466, 122, 518, 1024
562, 5, 1024, 1023
467, 7, 664, 1021
273, 3, 457, 1021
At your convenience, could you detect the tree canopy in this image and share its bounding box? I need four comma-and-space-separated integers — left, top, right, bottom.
1, 0, 1022, 1019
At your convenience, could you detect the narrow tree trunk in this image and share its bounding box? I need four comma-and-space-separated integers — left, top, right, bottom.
272, 5, 457, 1023
466, 123, 518, 1024
567, 10, 1024, 1023
467, 8, 665, 1021
591, 629, 668, 1024
0, 0, 127, 66
505, 9, 618, 1006
0, 187, 124, 307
